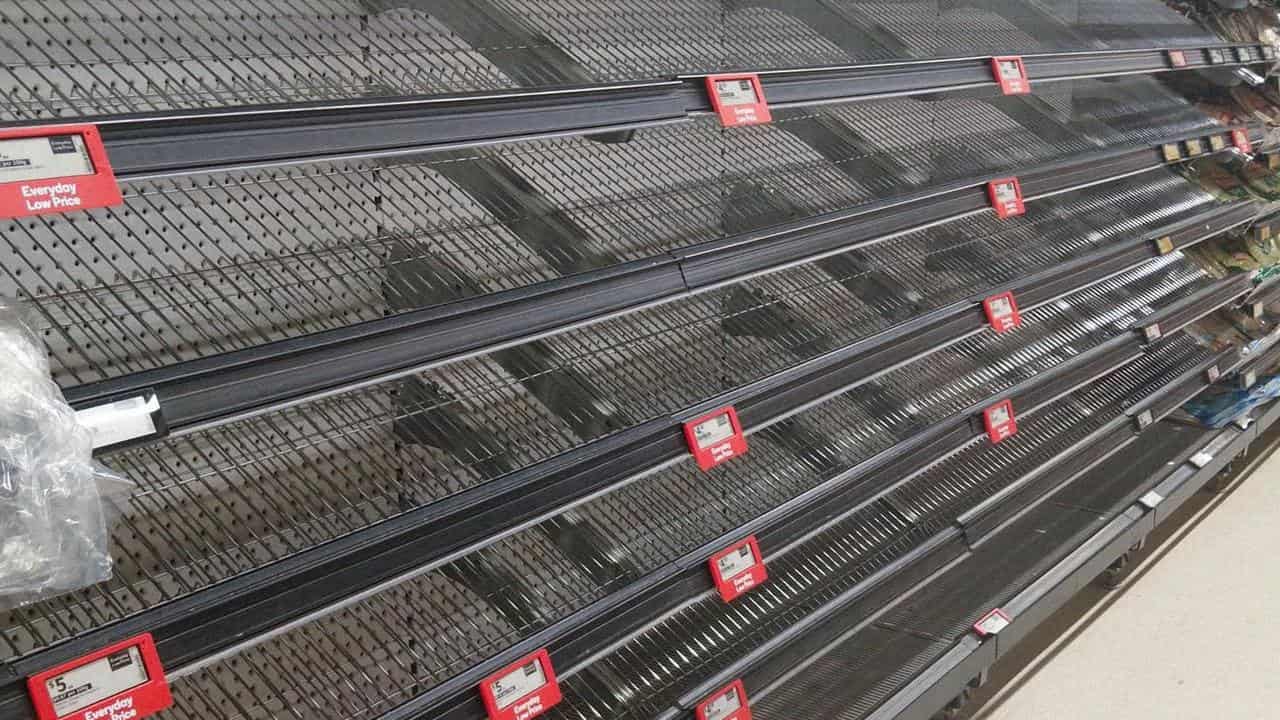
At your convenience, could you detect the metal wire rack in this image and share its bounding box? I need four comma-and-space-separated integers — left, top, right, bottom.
542, 334, 1212, 720
0, 170, 1220, 667
0, 1, 1217, 120
751, 339, 1214, 720
18, 251, 1211, 720
1, 76, 1219, 390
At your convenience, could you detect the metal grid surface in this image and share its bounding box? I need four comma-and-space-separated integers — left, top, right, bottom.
0, 168, 1216, 665
7, 252, 1213, 720
1, 76, 1219, 389
540, 333, 1213, 720
0, 1, 1216, 119
752, 380, 1211, 720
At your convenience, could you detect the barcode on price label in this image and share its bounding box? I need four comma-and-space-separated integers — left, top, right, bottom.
697, 681, 752, 720
27, 634, 172, 720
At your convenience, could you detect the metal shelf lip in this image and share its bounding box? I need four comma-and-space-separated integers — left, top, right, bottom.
859, 397, 1280, 720
65, 134, 1259, 446
659, 347, 1208, 720
7, 210, 1239, 720
693, 43, 1269, 111
9, 44, 1260, 177
89, 82, 691, 177
413, 329, 1161, 720
391, 270, 1256, 720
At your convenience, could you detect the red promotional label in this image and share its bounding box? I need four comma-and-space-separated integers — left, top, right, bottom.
27, 634, 172, 720
696, 680, 752, 720
986, 178, 1025, 219
478, 650, 561, 720
972, 608, 1012, 637
0, 124, 121, 219
706, 74, 771, 128
990, 56, 1030, 95
1167, 49, 1188, 68
1232, 129, 1254, 154
708, 536, 768, 603
683, 406, 748, 471
983, 400, 1017, 444
983, 292, 1022, 333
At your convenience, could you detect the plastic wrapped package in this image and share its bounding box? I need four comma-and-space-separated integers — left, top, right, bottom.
0, 299, 131, 608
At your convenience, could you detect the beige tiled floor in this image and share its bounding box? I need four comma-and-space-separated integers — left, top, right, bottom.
973, 448, 1280, 720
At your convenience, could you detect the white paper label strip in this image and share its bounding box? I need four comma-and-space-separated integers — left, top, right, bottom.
76, 395, 160, 449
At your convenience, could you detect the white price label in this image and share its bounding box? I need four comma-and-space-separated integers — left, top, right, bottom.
992, 182, 1018, 205
76, 395, 160, 449
716, 543, 758, 581
714, 79, 758, 107
975, 610, 1011, 636
987, 404, 1011, 428
988, 295, 1014, 320
702, 686, 743, 720
0, 135, 95, 185
996, 59, 1023, 81
693, 413, 736, 450
47, 647, 149, 717
489, 659, 547, 710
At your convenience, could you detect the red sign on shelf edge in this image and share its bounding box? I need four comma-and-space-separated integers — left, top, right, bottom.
990, 56, 1030, 95
0, 124, 122, 220
983, 400, 1017, 444
973, 608, 1012, 637
708, 536, 768, 603
27, 633, 172, 720
1167, 49, 1188, 67
696, 680, 753, 720
983, 291, 1022, 333
987, 178, 1025, 219
683, 406, 748, 471
478, 649, 562, 720
706, 74, 772, 128
1233, 129, 1254, 154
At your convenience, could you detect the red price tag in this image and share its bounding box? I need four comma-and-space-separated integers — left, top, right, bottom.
696, 680, 752, 720
683, 406, 748, 471
1167, 49, 1188, 68
0, 124, 122, 219
990, 56, 1030, 95
986, 178, 1025, 219
706, 74, 771, 128
708, 536, 767, 603
973, 608, 1011, 637
478, 650, 561, 720
983, 400, 1017, 444
27, 634, 172, 720
1232, 129, 1254, 154
983, 292, 1022, 333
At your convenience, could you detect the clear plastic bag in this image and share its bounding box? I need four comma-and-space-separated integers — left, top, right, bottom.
0, 299, 132, 608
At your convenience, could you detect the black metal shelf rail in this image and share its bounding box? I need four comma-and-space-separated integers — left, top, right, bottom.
65, 126, 1264, 449
859, 395, 1280, 720
407, 271, 1257, 720
737, 306, 1271, 720
658, 329, 1249, 720
0, 201, 1247, 720
747, 402, 1237, 720
30, 43, 1269, 178
406, 302, 1169, 720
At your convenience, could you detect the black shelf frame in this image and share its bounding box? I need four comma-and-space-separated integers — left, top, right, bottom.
14, 43, 1266, 178
0, 230, 1249, 720
2, 36, 1270, 720
653, 320, 1244, 720
65, 126, 1263, 448
860, 399, 1280, 720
